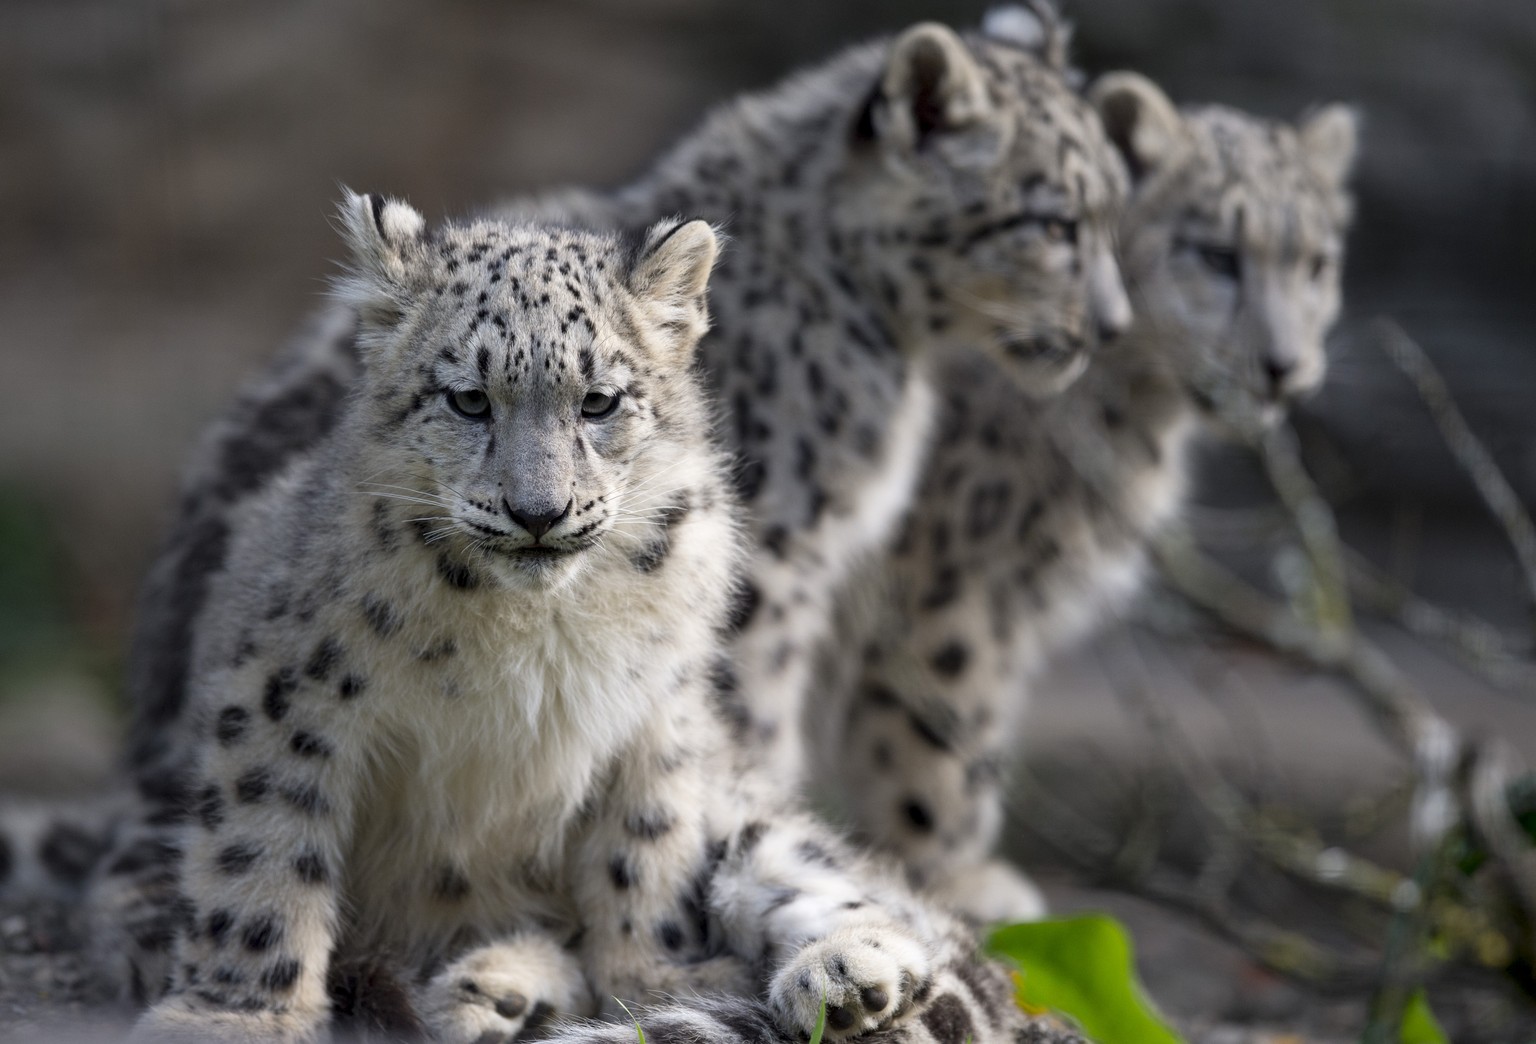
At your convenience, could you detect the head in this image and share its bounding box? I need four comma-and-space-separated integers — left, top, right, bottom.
336, 191, 721, 591
832, 3, 1131, 397
1091, 72, 1357, 429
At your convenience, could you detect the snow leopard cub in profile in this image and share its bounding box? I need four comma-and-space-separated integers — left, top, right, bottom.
121, 194, 954, 1044
816, 69, 1358, 923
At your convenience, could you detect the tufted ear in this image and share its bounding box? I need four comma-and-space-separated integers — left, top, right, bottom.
875, 23, 995, 153
981, 2, 1075, 75
335, 189, 427, 327
1298, 104, 1359, 188
628, 218, 720, 355
1089, 72, 1188, 184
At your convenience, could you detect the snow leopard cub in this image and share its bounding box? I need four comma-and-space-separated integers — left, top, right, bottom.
121, 11, 1132, 816
122, 194, 949, 1044
815, 72, 1358, 923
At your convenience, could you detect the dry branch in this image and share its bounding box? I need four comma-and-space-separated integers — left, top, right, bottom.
1012, 317, 1536, 1034
1344, 545, 1533, 686
1150, 525, 1445, 758
1374, 318, 1536, 635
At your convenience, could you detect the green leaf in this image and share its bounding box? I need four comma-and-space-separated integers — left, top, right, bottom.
613, 998, 646, 1044
1399, 990, 1448, 1044
986, 914, 1186, 1044
807, 994, 828, 1044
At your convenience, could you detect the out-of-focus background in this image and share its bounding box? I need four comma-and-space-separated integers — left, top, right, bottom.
0, 0, 1533, 1039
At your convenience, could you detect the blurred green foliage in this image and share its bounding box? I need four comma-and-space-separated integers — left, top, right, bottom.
1400, 989, 1449, 1044
989, 914, 1185, 1044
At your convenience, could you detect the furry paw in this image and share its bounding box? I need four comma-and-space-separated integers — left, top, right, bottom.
420, 935, 592, 1044
927, 858, 1047, 925
769, 927, 931, 1039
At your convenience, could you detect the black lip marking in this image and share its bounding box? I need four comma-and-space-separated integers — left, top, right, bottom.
497, 534, 600, 562
999, 332, 1083, 364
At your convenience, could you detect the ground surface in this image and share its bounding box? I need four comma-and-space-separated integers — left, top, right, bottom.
6, 589, 1534, 1042
0, 880, 1343, 1044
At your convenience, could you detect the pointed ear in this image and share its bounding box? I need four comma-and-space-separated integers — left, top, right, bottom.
981, 2, 1075, 76
335, 189, 426, 326
1298, 104, 1359, 188
1089, 72, 1188, 183
628, 219, 720, 353
875, 23, 994, 151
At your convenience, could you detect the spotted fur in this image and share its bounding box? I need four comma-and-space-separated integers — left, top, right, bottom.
814, 74, 1358, 922
541, 922, 1088, 1044
0, 798, 121, 898
120, 10, 1130, 808
99, 195, 1029, 1044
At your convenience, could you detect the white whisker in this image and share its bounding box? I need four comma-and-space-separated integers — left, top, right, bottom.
948, 284, 1038, 327
353, 491, 457, 510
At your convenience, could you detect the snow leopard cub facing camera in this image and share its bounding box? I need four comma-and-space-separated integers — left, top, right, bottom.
121, 195, 952, 1044
121, 10, 1133, 819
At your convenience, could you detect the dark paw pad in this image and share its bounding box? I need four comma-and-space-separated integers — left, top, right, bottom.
493, 992, 528, 1020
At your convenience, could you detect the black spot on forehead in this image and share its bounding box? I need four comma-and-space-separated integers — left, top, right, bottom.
1007, 127, 1095, 200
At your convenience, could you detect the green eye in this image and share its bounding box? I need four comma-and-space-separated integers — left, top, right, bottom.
447, 388, 491, 418
581, 390, 620, 419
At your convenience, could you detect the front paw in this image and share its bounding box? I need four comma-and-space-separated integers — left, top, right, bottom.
128, 997, 325, 1044
768, 928, 931, 1039
420, 936, 592, 1044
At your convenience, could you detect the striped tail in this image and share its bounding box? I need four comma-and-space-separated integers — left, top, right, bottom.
0, 789, 191, 1006
0, 795, 124, 900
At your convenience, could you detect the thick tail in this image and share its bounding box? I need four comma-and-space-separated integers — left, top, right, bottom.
0, 787, 192, 1006
545, 949, 1086, 1044
0, 794, 125, 900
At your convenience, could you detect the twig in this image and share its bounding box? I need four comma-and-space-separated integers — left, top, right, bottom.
1344, 545, 1533, 686
1104, 637, 1432, 914
1361, 847, 1447, 1044
1182, 503, 1290, 549
1010, 762, 1379, 988
1151, 524, 1445, 757
1185, 501, 1534, 686
1043, 318, 1536, 1017
1466, 741, 1536, 954
1258, 422, 1354, 635
1374, 317, 1536, 637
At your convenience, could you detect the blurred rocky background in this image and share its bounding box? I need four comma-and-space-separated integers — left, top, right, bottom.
1, 0, 1533, 1040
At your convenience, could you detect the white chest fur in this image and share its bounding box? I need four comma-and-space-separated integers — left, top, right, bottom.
335, 563, 697, 963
